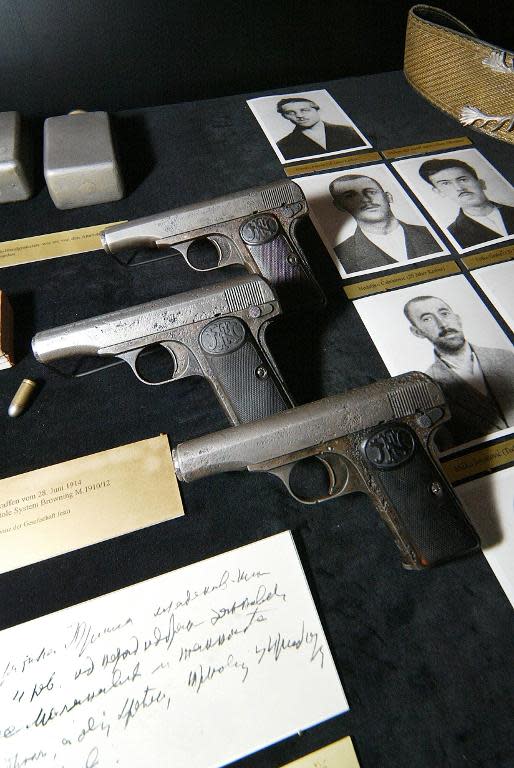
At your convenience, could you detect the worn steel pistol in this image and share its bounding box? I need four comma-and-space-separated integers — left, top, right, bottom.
172, 371, 480, 569
101, 180, 325, 309
32, 275, 292, 426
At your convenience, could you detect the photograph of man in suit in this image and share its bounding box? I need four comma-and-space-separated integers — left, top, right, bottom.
418, 158, 514, 249
329, 174, 441, 273
404, 295, 514, 448
276, 97, 365, 161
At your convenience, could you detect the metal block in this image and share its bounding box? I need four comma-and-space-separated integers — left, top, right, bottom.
0, 112, 33, 203
44, 111, 124, 209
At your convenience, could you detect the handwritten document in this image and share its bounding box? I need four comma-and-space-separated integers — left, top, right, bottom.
0, 435, 183, 574
0, 531, 348, 767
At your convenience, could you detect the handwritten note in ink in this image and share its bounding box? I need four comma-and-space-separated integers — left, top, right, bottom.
0, 531, 348, 767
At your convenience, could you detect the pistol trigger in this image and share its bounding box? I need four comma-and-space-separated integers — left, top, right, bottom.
207, 235, 237, 268
267, 463, 302, 502
160, 341, 198, 379
166, 241, 191, 261
267, 455, 343, 506
319, 455, 337, 495
117, 350, 140, 377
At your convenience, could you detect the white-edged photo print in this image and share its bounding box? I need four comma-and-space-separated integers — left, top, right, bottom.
354, 274, 514, 450
295, 164, 449, 279
392, 148, 514, 254
471, 259, 514, 332
457, 464, 514, 609
246, 89, 370, 164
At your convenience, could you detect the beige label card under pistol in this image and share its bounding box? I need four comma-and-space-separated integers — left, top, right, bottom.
280, 736, 360, 767
0, 435, 183, 574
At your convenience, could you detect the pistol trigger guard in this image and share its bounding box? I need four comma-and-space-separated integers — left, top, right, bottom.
117, 342, 194, 386
180, 235, 240, 272
268, 453, 349, 506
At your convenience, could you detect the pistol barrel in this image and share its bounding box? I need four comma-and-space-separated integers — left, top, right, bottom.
101, 180, 304, 253
172, 372, 445, 481
32, 274, 279, 363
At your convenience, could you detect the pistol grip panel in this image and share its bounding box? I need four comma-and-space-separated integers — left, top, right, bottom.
245, 232, 322, 309
199, 317, 289, 425
361, 424, 479, 569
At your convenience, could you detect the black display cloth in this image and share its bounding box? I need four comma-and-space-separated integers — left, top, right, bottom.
0, 71, 513, 767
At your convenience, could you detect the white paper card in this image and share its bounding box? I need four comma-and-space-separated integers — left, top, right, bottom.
0, 531, 348, 768
457, 466, 514, 609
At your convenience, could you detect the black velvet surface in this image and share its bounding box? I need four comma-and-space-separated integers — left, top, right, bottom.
0, 71, 513, 767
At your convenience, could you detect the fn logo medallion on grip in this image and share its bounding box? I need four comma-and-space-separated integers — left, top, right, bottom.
363, 425, 415, 469
199, 317, 246, 356
239, 215, 280, 245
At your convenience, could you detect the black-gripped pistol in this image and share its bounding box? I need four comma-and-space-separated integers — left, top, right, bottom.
172, 372, 480, 569
100, 180, 325, 310
31, 275, 292, 426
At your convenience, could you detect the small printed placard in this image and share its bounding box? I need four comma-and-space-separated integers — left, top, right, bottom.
0, 435, 183, 573
0, 221, 125, 268
280, 736, 360, 767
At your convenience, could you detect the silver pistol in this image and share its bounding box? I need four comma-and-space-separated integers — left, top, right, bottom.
101, 180, 325, 310
32, 275, 292, 425
172, 372, 480, 569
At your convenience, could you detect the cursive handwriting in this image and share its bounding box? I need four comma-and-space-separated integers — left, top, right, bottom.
255, 622, 325, 668
187, 654, 249, 694
31, 662, 141, 728
77, 714, 111, 743
117, 685, 171, 729
144, 612, 204, 654
152, 568, 271, 620
4, 750, 47, 768
85, 746, 99, 768
65, 618, 133, 658
0, 534, 343, 767
101, 636, 139, 675
153, 570, 231, 618
210, 582, 286, 627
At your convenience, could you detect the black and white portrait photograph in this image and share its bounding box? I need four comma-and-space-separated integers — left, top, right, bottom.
296, 164, 449, 278
471, 259, 514, 333
246, 89, 370, 164
354, 274, 514, 450
393, 148, 514, 254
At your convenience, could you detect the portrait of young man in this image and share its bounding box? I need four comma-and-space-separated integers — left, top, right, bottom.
393, 149, 514, 253
295, 165, 448, 278
247, 89, 370, 164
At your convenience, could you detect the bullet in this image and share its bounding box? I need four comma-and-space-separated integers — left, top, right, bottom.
8, 378, 37, 417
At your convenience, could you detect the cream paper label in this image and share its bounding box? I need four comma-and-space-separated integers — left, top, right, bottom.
284, 151, 381, 177
461, 243, 514, 270
343, 260, 461, 299
0, 435, 183, 573
280, 737, 360, 767
0, 221, 125, 268
381, 136, 472, 159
